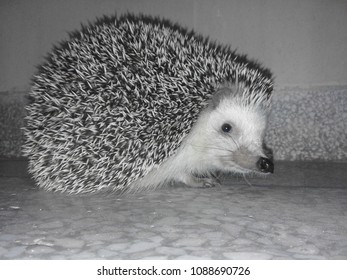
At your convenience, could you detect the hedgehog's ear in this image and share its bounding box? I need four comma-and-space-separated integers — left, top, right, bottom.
210, 87, 231, 109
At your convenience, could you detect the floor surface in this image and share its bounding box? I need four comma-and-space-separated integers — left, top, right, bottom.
0, 161, 346, 259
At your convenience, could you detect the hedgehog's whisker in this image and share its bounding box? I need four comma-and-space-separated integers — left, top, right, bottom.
229, 135, 240, 150
242, 173, 255, 188
188, 143, 234, 153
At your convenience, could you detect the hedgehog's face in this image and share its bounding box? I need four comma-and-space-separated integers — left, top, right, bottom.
205, 96, 274, 175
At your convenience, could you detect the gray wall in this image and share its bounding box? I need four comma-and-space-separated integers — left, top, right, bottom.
1, 0, 346, 160
1, 0, 347, 90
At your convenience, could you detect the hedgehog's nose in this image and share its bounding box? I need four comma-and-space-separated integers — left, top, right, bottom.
257, 157, 274, 173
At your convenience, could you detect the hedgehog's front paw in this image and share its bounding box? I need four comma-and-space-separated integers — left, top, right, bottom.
201, 177, 221, 188
183, 175, 221, 188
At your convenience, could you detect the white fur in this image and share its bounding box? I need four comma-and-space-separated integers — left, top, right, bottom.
130, 96, 269, 191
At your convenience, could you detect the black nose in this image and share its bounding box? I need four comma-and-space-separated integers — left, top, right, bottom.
257, 157, 274, 173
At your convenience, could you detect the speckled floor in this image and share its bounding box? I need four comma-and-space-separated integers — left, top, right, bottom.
0, 161, 346, 260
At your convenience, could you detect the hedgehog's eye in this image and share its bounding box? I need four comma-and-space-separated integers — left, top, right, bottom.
221, 123, 232, 133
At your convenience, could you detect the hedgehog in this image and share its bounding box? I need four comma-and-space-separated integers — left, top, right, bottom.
23, 14, 274, 194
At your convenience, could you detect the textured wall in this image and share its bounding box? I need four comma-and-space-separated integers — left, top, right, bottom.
1, 87, 346, 161
266, 86, 346, 161
0, 92, 26, 158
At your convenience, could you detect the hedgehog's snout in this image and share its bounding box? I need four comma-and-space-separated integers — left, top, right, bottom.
232, 146, 274, 173
256, 157, 274, 173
